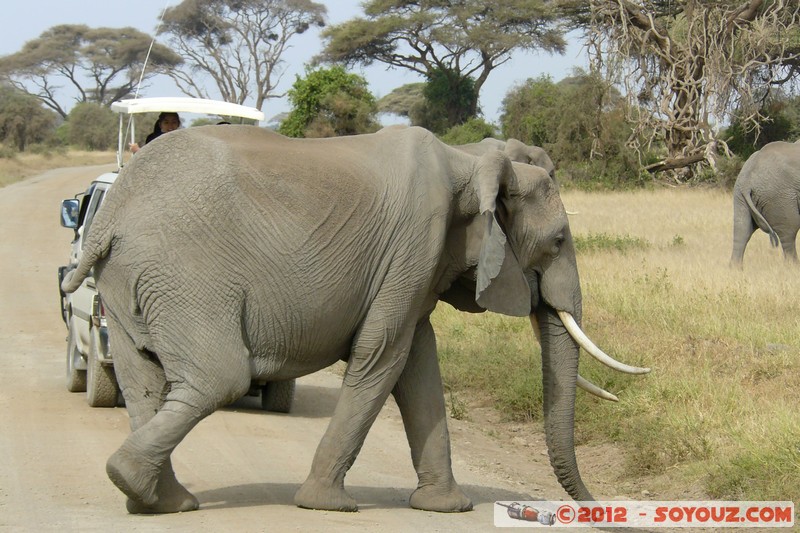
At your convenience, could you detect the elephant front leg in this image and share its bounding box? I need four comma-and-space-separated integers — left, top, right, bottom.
392, 319, 472, 513
295, 310, 414, 512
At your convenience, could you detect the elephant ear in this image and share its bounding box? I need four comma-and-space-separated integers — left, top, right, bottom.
474, 152, 531, 317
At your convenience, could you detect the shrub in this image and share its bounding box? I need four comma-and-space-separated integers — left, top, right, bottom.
65, 103, 117, 150
439, 117, 497, 145
279, 66, 379, 138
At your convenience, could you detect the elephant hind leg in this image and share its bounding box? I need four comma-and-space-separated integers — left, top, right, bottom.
106, 317, 251, 514
730, 196, 756, 267
105, 319, 199, 514
776, 213, 799, 262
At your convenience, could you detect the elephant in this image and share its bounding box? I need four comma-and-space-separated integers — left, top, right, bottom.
730, 141, 800, 266
455, 137, 556, 179
62, 125, 647, 515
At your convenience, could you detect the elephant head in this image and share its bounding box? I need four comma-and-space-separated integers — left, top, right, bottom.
504, 138, 556, 179
443, 151, 647, 501
453, 138, 556, 179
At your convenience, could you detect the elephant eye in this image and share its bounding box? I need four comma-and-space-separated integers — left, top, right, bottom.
551, 236, 564, 256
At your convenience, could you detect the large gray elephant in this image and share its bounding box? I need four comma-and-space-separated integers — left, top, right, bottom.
730, 141, 800, 266
455, 137, 556, 178
62, 126, 646, 515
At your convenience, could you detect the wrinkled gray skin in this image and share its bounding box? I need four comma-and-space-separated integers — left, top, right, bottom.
455, 137, 556, 179
62, 125, 592, 514
731, 141, 800, 267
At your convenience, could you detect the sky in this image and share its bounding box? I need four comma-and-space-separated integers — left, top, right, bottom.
0, 0, 588, 125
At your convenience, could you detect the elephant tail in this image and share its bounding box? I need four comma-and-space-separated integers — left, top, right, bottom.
743, 188, 780, 248
61, 221, 115, 294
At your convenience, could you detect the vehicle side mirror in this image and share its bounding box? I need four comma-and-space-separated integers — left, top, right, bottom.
61, 199, 80, 229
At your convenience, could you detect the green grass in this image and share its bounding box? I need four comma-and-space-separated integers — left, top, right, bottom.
573, 232, 650, 254
433, 189, 800, 505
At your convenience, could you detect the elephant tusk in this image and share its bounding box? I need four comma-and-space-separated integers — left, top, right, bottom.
557, 310, 651, 375
529, 314, 541, 343
566, 210, 579, 215
577, 375, 619, 402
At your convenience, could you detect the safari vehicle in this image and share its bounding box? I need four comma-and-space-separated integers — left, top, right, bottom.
58, 97, 296, 411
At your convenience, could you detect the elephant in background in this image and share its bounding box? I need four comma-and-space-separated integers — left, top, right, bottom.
62, 125, 646, 515
455, 137, 556, 179
730, 141, 800, 266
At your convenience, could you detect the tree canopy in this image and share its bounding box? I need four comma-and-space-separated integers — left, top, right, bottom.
500, 71, 639, 185
0, 86, 58, 152
0, 25, 181, 119
318, 0, 566, 128
564, 0, 800, 180
278, 66, 379, 137
159, 0, 327, 111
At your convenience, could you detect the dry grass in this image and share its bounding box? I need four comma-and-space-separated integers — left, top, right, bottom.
434, 186, 800, 503
0, 150, 116, 188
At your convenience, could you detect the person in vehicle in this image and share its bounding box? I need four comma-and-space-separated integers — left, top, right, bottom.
130, 112, 181, 153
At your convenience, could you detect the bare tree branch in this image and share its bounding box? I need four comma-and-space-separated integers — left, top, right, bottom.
159, 0, 326, 111
583, 0, 800, 180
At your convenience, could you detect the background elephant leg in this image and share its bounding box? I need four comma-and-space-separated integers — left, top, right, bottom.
106, 319, 251, 514
730, 197, 756, 267
391, 319, 472, 512
295, 306, 413, 512
774, 214, 799, 262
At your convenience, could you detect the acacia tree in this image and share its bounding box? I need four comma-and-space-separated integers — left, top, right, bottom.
318, 0, 565, 129
158, 0, 327, 111
567, 0, 800, 180
0, 25, 181, 119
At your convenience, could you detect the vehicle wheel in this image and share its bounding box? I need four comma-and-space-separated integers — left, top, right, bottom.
65, 327, 86, 393
261, 379, 295, 413
86, 330, 119, 408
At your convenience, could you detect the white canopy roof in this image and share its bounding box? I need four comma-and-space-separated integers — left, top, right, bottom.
111, 97, 264, 121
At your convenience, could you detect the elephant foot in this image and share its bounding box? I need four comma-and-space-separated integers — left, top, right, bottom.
107, 447, 160, 507
295, 478, 358, 512
125, 465, 199, 514
126, 493, 199, 514
409, 482, 473, 513
107, 449, 199, 514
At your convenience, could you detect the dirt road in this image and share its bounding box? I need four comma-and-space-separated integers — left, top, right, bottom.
0, 165, 593, 532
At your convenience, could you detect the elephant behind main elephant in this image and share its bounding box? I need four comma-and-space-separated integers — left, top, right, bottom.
730, 140, 800, 266
61, 125, 646, 516
455, 137, 556, 179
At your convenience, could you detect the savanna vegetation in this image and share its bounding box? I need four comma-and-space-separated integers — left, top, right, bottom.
435, 188, 800, 503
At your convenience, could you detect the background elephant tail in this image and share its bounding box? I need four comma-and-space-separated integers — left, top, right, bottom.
743, 188, 780, 248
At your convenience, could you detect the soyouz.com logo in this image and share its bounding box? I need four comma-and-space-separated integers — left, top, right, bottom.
493, 501, 795, 528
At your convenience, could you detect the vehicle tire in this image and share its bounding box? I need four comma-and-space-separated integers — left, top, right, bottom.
65, 327, 87, 393
261, 379, 295, 413
86, 329, 119, 408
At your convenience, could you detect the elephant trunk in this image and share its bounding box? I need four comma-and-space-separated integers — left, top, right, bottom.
535, 306, 594, 502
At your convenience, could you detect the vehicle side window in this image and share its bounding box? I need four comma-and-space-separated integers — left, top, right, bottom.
76, 186, 95, 227
81, 189, 106, 248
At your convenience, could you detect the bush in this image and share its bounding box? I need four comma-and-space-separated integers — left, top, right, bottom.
439, 117, 497, 145
0, 86, 59, 151
500, 70, 643, 188
725, 93, 800, 159
279, 66, 379, 138
413, 68, 478, 134
65, 103, 117, 150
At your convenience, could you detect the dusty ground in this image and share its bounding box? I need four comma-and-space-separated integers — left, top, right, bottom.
0, 165, 712, 532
